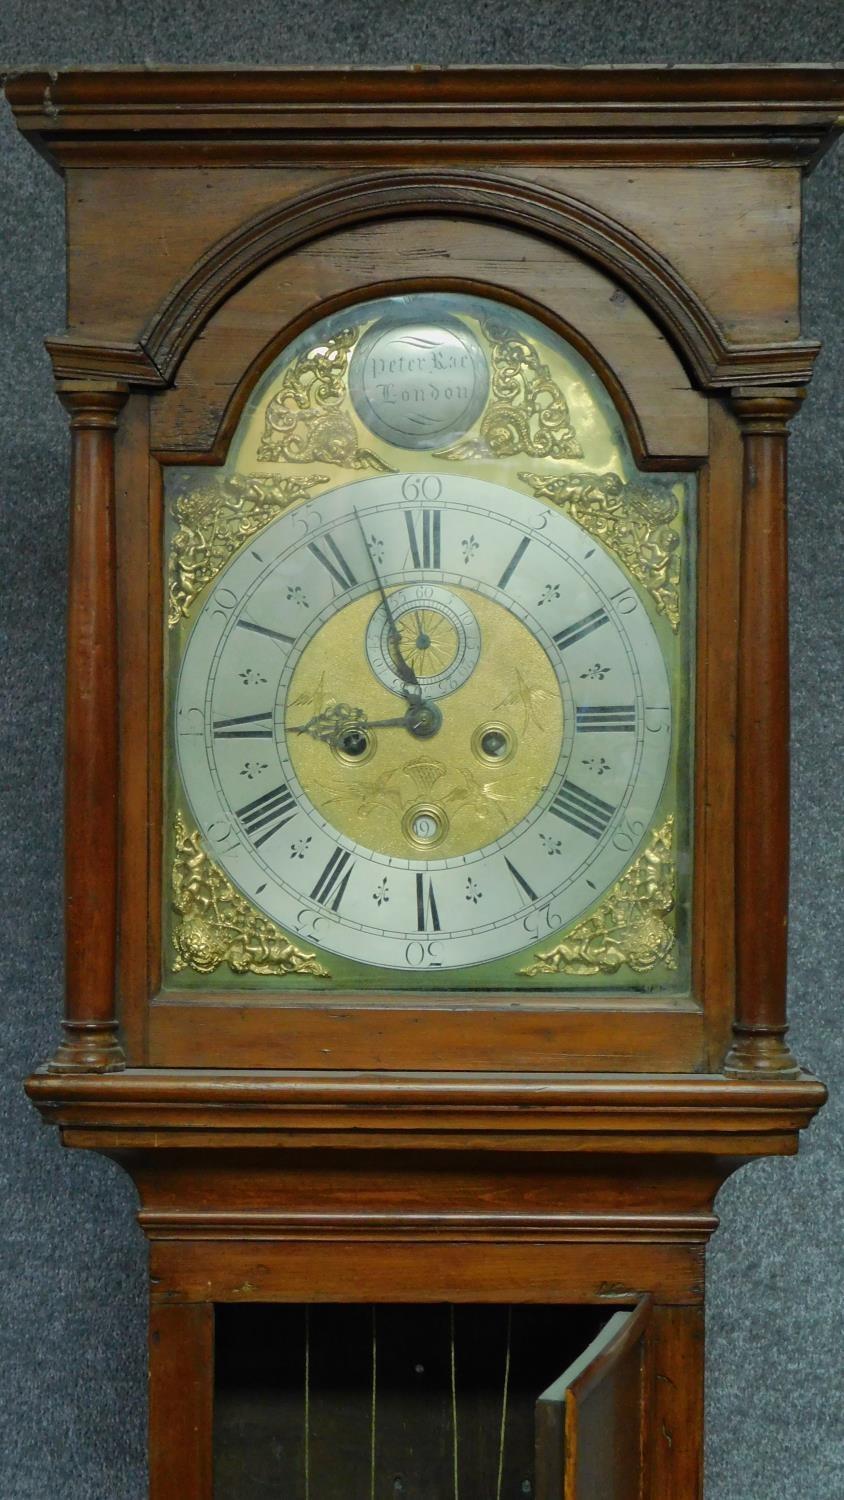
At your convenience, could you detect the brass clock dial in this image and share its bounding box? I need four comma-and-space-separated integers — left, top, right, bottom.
168, 291, 689, 987
175, 472, 671, 971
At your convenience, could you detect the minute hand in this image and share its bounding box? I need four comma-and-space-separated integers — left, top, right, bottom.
353, 506, 420, 698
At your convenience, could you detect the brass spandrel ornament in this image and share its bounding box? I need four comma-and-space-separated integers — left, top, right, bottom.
257, 326, 393, 472
168, 471, 330, 626
519, 817, 677, 978
519, 469, 682, 631
437, 317, 583, 462
171, 812, 330, 979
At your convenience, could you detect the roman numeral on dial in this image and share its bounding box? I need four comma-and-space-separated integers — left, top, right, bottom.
576, 704, 636, 732
213, 711, 274, 739
553, 607, 609, 652
235, 783, 297, 848
416, 873, 441, 931
504, 857, 538, 903
497, 536, 530, 590
310, 848, 355, 911
308, 536, 358, 590
237, 620, 294, 646
549, 779, 615, 839
405, 509, 441, 569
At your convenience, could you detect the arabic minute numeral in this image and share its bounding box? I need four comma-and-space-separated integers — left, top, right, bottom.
208, 820, 242, 855
404, 940, 443, 968
210, 586, 238, 622
400, 474, 443, 503
645, 706, 671, 734
611, 817, 646, 854
610, 587, 638, 615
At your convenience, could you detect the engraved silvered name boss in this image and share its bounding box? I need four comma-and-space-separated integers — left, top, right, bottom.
349, 315, 489, 450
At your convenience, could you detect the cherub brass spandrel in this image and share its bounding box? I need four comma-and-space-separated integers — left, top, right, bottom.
168, 471, 330, 626
171, 812, 329, 978
519, 469, 682, 631
519, 817, 677, 977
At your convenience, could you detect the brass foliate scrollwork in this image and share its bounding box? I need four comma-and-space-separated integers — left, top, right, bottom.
168, 471, 329, 626
257, 327, 393, 472
171, 813, 329, 979
437, 318, 582, 462
519, 817, 677, 978
519, 469, 681, 631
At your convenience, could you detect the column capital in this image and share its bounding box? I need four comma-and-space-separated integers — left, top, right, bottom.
56, 380, 129, 429
730, 387, 805, 433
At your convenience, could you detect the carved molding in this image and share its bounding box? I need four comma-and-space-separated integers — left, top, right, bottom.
171, 813, 329, 979
47, 335, 164, 386
168, 470, 329, 626
25, 1069, 827, 1153
9, 67, 844, 173
520, 817, 677, 978
520, 468, 681, 631
134, 173, 821, 391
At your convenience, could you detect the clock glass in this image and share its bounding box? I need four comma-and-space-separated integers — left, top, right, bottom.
165, 293, 693, 993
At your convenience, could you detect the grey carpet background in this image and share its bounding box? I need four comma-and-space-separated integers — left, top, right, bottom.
0, 4, 841, 1497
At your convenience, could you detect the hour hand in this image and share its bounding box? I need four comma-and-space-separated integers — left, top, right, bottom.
287, 704, 369, 744
287, 703, 414, 744
352, 507, 421, 699
288, 699, 441, 745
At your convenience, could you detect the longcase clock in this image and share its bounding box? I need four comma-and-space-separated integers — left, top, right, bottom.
5, 66, 842, 1499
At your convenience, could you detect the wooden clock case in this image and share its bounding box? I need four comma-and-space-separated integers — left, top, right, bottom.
6, 67, 843, 1497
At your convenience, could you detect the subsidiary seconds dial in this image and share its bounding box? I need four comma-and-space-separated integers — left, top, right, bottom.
175, 473, 671, 970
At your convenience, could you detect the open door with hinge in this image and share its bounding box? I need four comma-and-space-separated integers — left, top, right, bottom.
535, 1299, 652, 1500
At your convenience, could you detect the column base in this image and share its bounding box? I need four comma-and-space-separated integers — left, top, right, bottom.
47, 1020, 126, 1074
723, 1027, 800, 1079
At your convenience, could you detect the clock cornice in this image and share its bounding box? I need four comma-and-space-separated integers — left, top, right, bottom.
4, 64, 844, 170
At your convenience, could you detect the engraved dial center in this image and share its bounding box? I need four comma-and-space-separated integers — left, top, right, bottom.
284, 585, 564, 861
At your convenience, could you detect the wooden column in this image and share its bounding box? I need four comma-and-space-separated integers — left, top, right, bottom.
49, 381, 128, 1074
724, 390, 803, 1079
